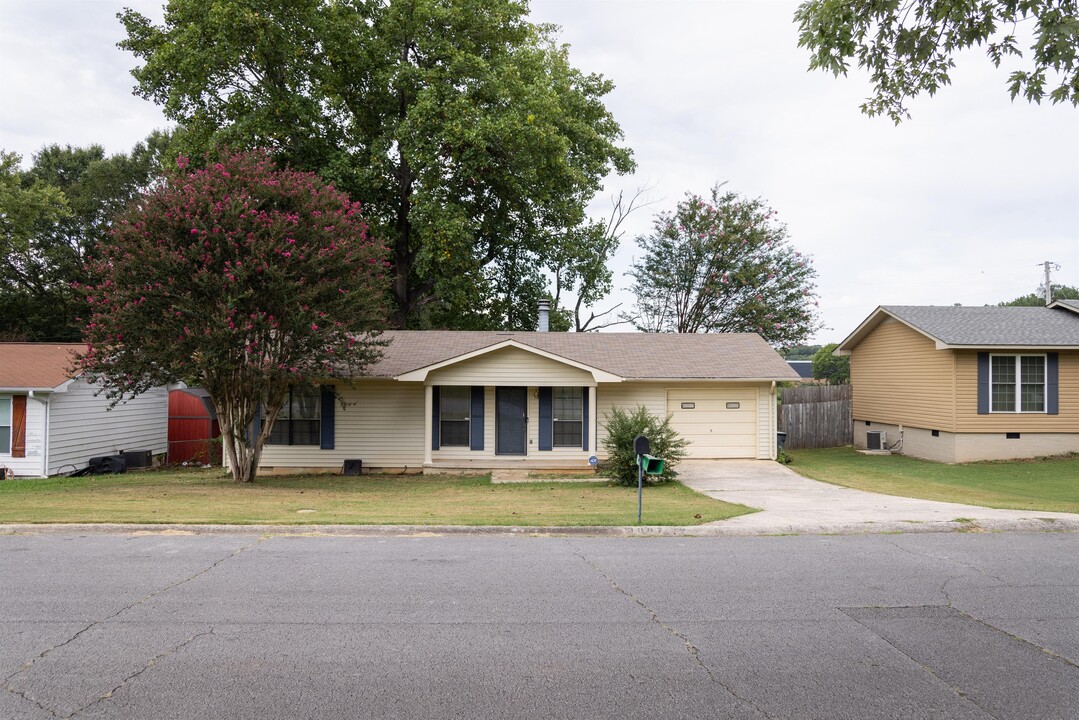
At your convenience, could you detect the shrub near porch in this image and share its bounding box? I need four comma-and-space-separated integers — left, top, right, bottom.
0, 469, 756, 526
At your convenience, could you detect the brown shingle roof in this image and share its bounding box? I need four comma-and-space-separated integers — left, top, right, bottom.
0, 343, 84, 390
365, 331, 799, 380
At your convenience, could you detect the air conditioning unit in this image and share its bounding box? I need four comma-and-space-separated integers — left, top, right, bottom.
866, 431, 887, 451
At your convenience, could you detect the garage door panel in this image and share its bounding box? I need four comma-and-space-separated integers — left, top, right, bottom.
667, 387, 759, 459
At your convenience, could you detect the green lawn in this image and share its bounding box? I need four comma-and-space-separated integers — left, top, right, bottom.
0, 468, 755, 526
788, 447, 1079, 513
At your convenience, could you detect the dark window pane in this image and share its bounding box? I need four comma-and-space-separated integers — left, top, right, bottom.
291, 419, 320, 446
0, 426, 9, 453
553, 420, 582, 447
267, 420, 289, 445
441, 419, 470, 446
441, 386, 470, 421
553, 387, 583, 421
991, 355, 1017, 411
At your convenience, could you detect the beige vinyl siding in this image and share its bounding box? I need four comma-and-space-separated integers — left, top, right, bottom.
954, 350, 1079, 433
850, 318, 956, 431
595, 382, 666, 455
1, 395, 47, 477
757, 383, 776, 460
259, 380, 425, 469
426, 346, 594, 386
47, 380, 168, 475
666, 386, 760, 459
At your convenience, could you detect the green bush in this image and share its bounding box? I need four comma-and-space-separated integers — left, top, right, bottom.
600, 405, 689, 485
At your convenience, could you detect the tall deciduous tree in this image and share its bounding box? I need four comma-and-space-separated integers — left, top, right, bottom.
78, 150, 388, 482
812, 342, 850, 384
795, 0, 1079, 123
627, 184, 821, 346
119, 0, 634, 329
0, 134, 171, 340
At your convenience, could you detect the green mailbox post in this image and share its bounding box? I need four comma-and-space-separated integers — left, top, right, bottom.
633, 436, 665, 524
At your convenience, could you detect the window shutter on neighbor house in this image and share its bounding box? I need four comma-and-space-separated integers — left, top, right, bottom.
470, 386, 484, 451
538, 387, 552, 451
320, 386, 335, 450
581, 387, 589, 452
12, 395, 26, 458
431, 386, 440, 450
976, 352, 989, 415
1047, 352, 1059, 415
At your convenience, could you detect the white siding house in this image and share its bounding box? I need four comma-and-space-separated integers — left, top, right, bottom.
0, 344, 168, 478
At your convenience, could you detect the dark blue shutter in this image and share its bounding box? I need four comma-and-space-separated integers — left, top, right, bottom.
470, 386, 484, 450
1047, 353, 1059, 415
431, 386, 440, 450
977, 352, 990, 415
538, 387, 552, 451
581, 387, 589, 451
320, 386, 335, 449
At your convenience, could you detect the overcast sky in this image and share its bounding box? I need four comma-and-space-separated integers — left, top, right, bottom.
2, 0, 1076, 343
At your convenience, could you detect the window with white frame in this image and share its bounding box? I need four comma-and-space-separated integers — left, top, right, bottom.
440, 386, 471, 446
553, 387, 583, 447
990, 354, 1045, 413
0, 397, 10, 454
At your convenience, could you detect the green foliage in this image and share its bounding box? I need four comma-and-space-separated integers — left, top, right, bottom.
119, 0, 634, 329
812, 342, 850, 384
627, 183, 822, 346
1000, 284, 1079, 306
783, 344, 823, 360
600, 405, 689, 486
795, 0, 1079, 123
0, 134, 171, 341
776, 449, 793, 465
77, 149, 389, 482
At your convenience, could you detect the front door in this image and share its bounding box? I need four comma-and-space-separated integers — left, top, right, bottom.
496, 387, 527, 455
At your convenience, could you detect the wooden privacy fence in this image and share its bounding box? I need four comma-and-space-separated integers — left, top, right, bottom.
780, 384, 852, 450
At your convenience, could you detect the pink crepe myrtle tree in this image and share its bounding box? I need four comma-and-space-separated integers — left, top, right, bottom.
77, 149, 389, 482
627, 183, 822, 347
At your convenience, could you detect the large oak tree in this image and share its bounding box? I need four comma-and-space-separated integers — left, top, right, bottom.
119, 0, 634, 329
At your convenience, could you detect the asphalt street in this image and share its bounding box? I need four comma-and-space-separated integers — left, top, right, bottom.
2, 531, 1077, 720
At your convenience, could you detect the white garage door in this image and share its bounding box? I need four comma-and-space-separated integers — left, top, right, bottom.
667, 387, 758, 458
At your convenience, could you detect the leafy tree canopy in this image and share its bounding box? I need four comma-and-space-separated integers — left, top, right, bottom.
119, 0, 634, 330
1000, 283, 1079, 305
795, 0, 1079, 122
812, 342, 850, 384
783, 343, 823, 360
0, 134, 171, 340
78, 149, 389, 482
626, 184, 822, 346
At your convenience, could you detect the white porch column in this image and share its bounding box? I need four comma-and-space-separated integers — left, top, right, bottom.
589, 383, 598, 454
424, 384, 433, 466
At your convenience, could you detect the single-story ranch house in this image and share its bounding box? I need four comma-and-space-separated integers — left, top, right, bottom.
836, 301, 1079, 463
0, 343, 168, 477
255, 331, 799, 474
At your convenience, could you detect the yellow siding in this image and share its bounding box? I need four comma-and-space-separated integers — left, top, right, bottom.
426, 346, 593, 386
595, 382, 667, 453
954, 350, 1079, 433
259, 380, 426, 469
666, 386, 759, 459
850, 318, 956, 431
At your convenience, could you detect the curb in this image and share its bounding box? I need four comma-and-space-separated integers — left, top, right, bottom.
1, 517, 1077, 538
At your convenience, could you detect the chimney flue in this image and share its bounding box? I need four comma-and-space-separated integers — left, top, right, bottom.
537, 299, 550, 332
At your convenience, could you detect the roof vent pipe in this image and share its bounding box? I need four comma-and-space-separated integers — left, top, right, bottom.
537, 299, 550, 332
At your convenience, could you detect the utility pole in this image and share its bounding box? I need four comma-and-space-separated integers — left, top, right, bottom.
1040, 261, 1059, 305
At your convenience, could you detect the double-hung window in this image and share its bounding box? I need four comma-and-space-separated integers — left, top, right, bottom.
440, 387, 471, 446
267, 387, 321, 445
990, 354, 1045, 413
553, 387, 583, 447
0, 397, 10, 454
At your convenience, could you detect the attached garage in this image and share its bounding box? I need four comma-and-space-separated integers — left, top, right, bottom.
667, 387, 760, 459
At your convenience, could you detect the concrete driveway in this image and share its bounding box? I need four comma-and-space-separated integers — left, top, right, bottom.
678, 460, 1079, 534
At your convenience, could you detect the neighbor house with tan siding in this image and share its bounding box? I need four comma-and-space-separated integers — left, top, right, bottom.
254, 330, 799, 474
0, 344, 169, 477
836, 301, 1079, 463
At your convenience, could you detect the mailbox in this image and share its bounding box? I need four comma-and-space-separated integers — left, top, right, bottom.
633, 435, 651, 456
640, 454, 665, 475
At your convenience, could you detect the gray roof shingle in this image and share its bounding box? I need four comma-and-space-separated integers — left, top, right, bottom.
882, 305, 1079, 346
364, 331, 799, 380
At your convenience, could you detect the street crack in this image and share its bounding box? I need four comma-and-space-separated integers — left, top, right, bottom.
570, 543, 775, 720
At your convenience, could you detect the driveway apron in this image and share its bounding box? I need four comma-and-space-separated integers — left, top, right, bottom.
677, 460, 1079, 534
